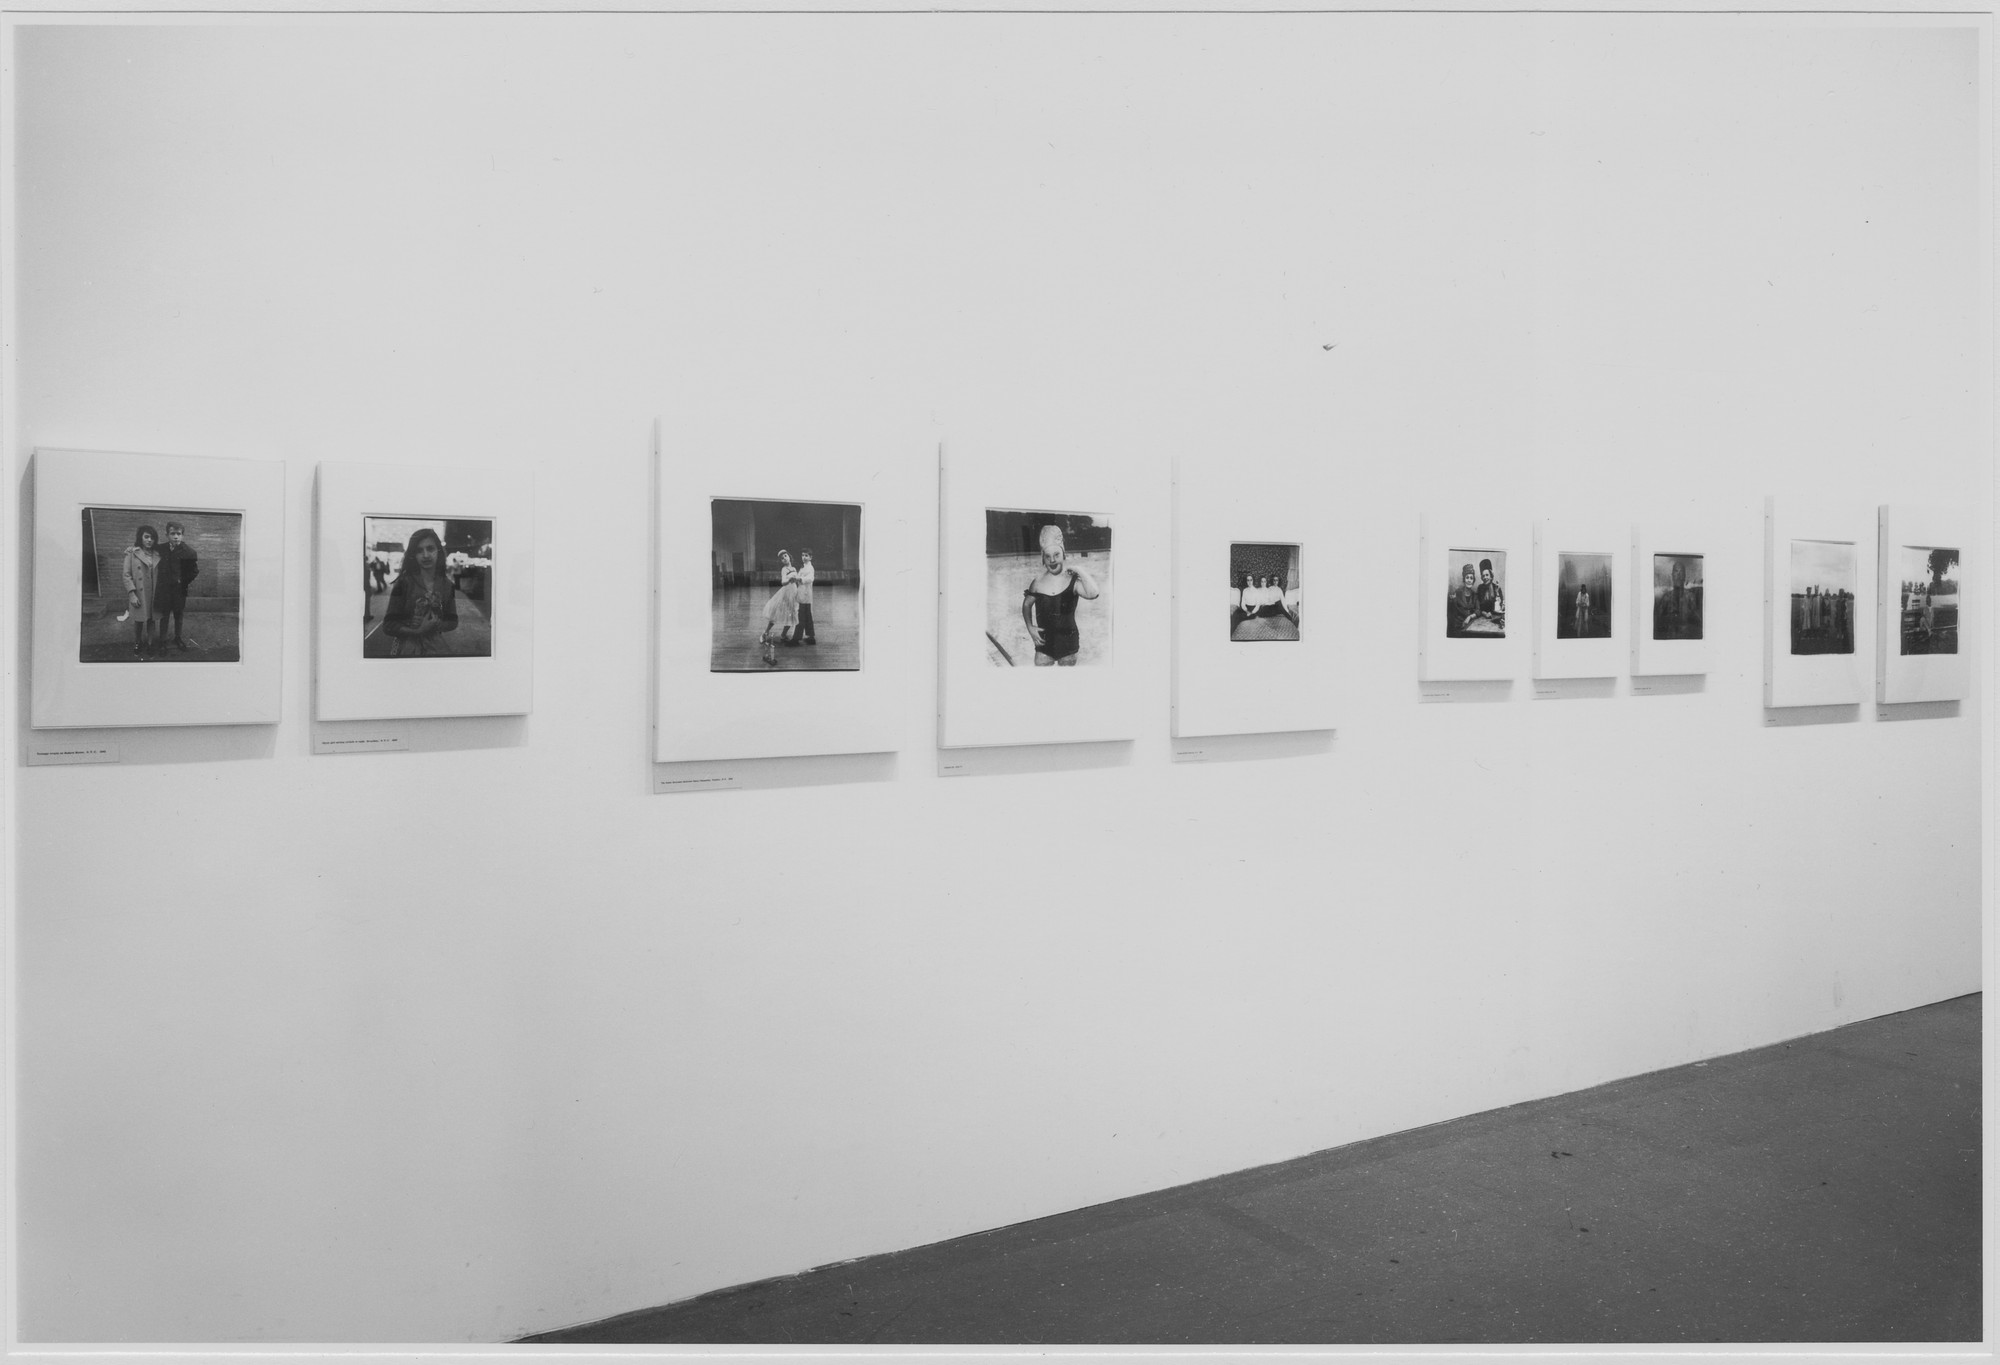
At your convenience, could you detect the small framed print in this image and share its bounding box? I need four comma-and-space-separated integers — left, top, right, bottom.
32, 448, 284, 728
315, 461, 535, 721
654, 436, 901, 764
1877, 504, 1967, 704
1533, 518, 1624, 680
1418, 513, 1524, 682
1632, 522, 1709, 676
1765, 497, 1873, 708
939, 441, 1144, 748
1172, 457, 1334, 738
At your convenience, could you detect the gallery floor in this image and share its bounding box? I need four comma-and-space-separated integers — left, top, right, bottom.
527, 994, 1980, 1345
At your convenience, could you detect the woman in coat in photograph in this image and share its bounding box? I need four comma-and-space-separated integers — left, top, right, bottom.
121, 524, 162, 659
381, 527, 459, 657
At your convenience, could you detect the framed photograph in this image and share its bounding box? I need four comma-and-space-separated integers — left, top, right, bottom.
315, 461, 535, 721
1631, 521, 1710, 676
1171, 459, 1335, 737
654, 442, 901, 764
939, 442, 1144, 748
1877, 504, 1968, 704
32, 447, 284, 728
1418, 513, 1524, 682
1765, 497, 1873, 707
1533, 519, 1624, 680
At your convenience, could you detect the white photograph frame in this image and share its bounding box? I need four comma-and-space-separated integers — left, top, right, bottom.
939, 441, 1144, 749
1765, 496, 1874, 708
1877, 504, 1968, 704
1631, 521, 1711, 677
32, 447, 285, 729
1171, 457, 1334, 738
1418, 512, 1525, 682
653, 438, 902, 764
315, 461, 535, 722
1533, 517, 1625, 681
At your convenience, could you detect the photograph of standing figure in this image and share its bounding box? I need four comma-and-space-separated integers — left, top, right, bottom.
1443, 549, 1506, 638
77, 506, 243, 663
1897, 545, 1959, 656
1554, 552, 1614, 639
710, 498, 862, 672
1652, 553, 1704, 641
1789, 539, 1856, 656
1229, 543, 1302, 641
983, 509, 1112, 667
362, 516, 495, 659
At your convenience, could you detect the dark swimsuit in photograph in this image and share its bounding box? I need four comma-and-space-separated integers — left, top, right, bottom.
1029, 574, 1081, 661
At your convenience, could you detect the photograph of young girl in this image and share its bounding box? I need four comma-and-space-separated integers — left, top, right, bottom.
1229, 543, 1301, 641
983, 509, 1112, 667
362, 516, 495, 659
76, 506, 243, 663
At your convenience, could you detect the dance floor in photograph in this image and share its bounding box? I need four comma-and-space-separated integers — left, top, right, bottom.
984, 551, 1115, 666
710, 582, 861, 671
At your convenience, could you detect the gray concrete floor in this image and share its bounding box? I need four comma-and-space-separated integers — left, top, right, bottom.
527, 994, 1980, 1345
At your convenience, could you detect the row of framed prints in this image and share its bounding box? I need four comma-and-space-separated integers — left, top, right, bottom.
1417, 501, 1967, 709
30, 448, 534, 730
28, 449, 1968, 751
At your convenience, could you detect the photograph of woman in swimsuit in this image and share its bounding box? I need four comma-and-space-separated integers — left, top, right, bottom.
983, 508, 1112, 667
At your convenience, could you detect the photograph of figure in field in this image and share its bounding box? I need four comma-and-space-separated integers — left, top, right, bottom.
1653, 553, 1704, 641
78, 507, 243, 663
1230, 543, 1301, 641
1554, 552, 1614, 640
1898, 545, 1959, 656
1789, 539, 1856, 656
1443, 549, 1506, 639
363, 516, 494, 659
984, 509, 1112, 667
710, 499, 861, 671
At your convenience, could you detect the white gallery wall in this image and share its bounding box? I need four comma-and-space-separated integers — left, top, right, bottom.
6, 13, 1987, 1346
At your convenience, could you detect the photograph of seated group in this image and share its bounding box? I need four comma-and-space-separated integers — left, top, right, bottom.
709, 497, 863, 671
1444, 548, 1506, 638
1229, 542, 1301, 641
1896, 544, 1958, 656
362, 516, 495, 659
983, 508, 1112, 667
79, 506, 243, 664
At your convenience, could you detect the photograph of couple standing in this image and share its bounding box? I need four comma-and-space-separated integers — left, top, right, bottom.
709, 498, 863, 672
76, 506, 244, 663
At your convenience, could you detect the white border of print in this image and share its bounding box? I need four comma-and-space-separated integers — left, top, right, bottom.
1764, 496, 1874, 708
1171, 456, 1334, 738
939, 440, 1142, 749
1877, 503, 1969, 704
32, 447, 284, 729
1533, 517, 1624, 681
1417, 512, 1525, 683
315, 461, 535, 721
1631, 521, 1711, 677
653, 436, 900, 764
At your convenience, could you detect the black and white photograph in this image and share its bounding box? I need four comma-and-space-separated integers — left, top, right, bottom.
1443, 548, 1506, 639
78, 506, 242, 663
1652, 553, 1704, 641
1554, 551, 1613, 640
1789, 539, 1856, 656
710, 498, 862, 671
363, 516, 495, 659
1898, 545, 1959, 656
1229, 543, 1302, 642
984, 509, 1112, 667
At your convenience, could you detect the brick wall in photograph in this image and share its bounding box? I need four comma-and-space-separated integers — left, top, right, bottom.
84, 507, 244, 611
